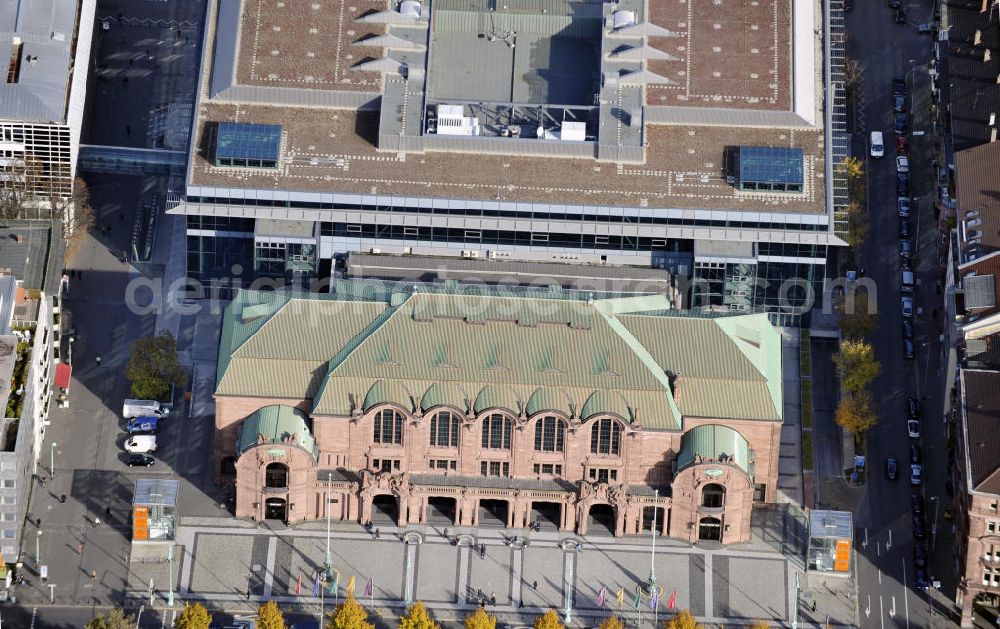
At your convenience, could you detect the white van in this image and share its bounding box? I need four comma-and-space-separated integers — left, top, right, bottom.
122, 399, 170, 419
870, 131, 885, 158
124, 435, 157, 454
901, 270, 915, 293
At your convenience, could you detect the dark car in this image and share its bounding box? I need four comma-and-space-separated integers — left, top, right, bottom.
915, 567, 929, 589
897, 173, 910, 196
913, 543, 928, 568
894, 94, 906, 113
900, 238, 914, 258
903, 338, 915, 359
899, 219, 912, 238
893, 78, 906, 96
885, 457, 899, 480
902, 319, 914, 340
912, 515, 926, 539
897, 136, 909, 153
126, 453, 155, 467
911, 492, 925, 515
910, 444, 922, 464
898, 197, 911, 217
895, 8, 906, 23
908, 397, 920, 418
894, 113, 908, 135
888, 0, 901, 8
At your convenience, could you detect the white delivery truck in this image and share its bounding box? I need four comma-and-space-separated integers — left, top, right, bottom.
122, 399, 171, 419
124, 435, 157, 453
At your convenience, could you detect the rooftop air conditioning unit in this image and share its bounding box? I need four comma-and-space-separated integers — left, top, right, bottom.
370, 248, 381, 254
402, 247, 412, 254
468, 251, 480, 258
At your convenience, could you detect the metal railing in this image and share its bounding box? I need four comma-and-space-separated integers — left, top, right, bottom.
827, 0, 852, 238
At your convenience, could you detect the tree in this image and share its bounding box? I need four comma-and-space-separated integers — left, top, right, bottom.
256, 601, 287, 629
663, 610, 702, 629
64, 177, 94, 262
175, 603, 212, 629
599, 617, 624, 629
126, 332, 186, 400
533, 609, 564, 629
86, 608, 135, 629
834, 291, 877, 340
832, 339, 880, 393
844, 200, 869, 250
398, 602, 440, 629
835, 389, 878, 437
464, 607, 496, 629
843, 57, 863, 93
328, 595, 374, 629
839, 156, 865, 180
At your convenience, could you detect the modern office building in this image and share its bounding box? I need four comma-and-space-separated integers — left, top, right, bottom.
215, 282, 784, 543
0, 0, 96, 200
173, 0, 847, 320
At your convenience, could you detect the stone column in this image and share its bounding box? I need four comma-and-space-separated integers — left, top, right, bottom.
569, 500, 583, 535
359, 492, 373, 525
396, 494, 408, 527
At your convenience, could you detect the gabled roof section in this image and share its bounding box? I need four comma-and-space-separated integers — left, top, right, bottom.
962, 369, 1000, 495
237, 404, 317, 459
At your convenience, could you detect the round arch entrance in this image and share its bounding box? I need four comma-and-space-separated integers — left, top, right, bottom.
264, 497, 287, 521
698, 516, 722, 541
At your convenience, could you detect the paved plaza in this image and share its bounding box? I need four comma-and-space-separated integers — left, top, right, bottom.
114, 519, 812, 626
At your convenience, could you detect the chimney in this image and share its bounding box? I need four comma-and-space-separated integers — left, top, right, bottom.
986, 49, 993, 63
976, 30, 983, 46
992, 128, 998, 142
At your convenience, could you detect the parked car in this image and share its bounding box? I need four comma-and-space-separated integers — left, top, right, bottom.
915, 566, 929, 589
124, 435, 157, 454
911, 493, 925, 515
913, 514, 926, 539
896, 172, 910, 196
888, 0, 901, 9
899, 220, 912, 238
893, 77, 906, 96
894, 112, 908, 135
900, 239, 914, 258
126, 453, 155, 467
910, 463, 922, 485
903, 338, 915, 359
913, 544, 927, 568
902, 296, 914, 318
894, 93, 906, 113
907, 419, 921, 438
902, 320, 914, 340
908, 397, 920, 418
897, 136, 909, 153
896, 155, 910, 173
122, 399, 171, 419
126, 416, 159, 434
885, 457, 898, 481
898, 197, 911, 217
895, 8, 906, 24
910, 444, 922, 464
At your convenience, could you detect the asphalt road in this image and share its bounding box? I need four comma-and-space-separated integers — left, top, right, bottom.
846, 1, 957, 628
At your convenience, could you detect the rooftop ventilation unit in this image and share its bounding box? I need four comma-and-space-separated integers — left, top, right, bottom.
612, 10, 636, 30
399, 0, 421, 19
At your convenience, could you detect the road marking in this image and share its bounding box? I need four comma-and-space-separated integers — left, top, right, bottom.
863, 527, 869, 548
880, 595, 885, 629
865, 594, 871, 618
878, 568, 882, 584
263, 536, 277, 597
902, 558, 910, 629
877, 540, 880, 557
890, 596, 896, 618
30, 607, 36, 629
887, 528, 892, 551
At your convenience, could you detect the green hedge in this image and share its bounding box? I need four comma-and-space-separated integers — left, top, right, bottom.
802, 430, 814, 470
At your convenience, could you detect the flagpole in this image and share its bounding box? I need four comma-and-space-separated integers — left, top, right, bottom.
324, 473, 332, 579
647, 489, 658, 593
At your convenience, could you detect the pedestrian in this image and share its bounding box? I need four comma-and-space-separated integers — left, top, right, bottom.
490, 592, 496, 606
95, 356, 101, 366
443, 527, 449, 539
246, 587, 251, 600
94, 516, 100, 527
39, 476, 45, 488
811, 601, 817, 612
105, 505, 111, 518
36, 516, 41, 527
77, 542, 84, 555
59, 494, 66, 504
374, 528, 380, 539
90, 569, 97, 581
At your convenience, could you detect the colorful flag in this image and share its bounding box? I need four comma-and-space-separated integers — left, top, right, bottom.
313, 573, 320, 597
329, 572, 339, 595
666, 590, 677, 610
632, 588, 641, 609
296, 574, 302, 595
597, 586, 607, 607
650, 587, 659, 610
346, 575, 356, 596
363, 577, 374, 598
616, 588, 624, 609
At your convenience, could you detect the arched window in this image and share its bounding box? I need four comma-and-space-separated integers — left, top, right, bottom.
590, 418, 622, 455
373, 408, 404, 445
534, 416, 565, 453
481, 413, 512, 450
265, 462, 288, 489
702, 483, 725, 509
430, 411, 460, 447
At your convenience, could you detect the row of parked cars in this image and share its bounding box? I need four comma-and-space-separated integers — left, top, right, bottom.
121, 399, 171, 467
883, 397, 929, 586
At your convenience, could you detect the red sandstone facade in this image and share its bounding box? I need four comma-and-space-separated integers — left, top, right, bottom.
217, 396, 782, 544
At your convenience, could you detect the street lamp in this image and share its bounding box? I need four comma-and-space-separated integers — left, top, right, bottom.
930, 496, 940, 551
35, 530, 41, 566
49, 442, 57, 478
646, 489, 659, 594
67, 336, 74, 366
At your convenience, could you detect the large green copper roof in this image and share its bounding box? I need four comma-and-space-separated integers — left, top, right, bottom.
676, 424, 752, 476
237, 405, 317, 459
216, 285, 783, 430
